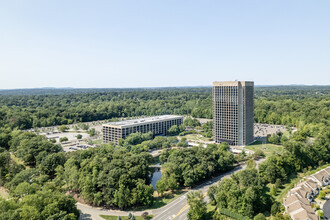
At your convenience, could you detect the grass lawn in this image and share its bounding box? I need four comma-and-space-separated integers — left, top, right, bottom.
88, 139, 103, 145
245, 141, 283, 156
183, 134, 212, 142
100, 215, 153, 220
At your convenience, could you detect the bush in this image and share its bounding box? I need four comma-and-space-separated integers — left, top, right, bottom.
58, 125, 69, 132
317, 210, 324, 217
318, 191, 325, 199
219, 208, 250, 220
59, 137, 68, 142
252, 149, 265, 159
254, 213, 266, 220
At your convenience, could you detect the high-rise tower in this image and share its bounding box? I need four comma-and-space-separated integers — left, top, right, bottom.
213, 81, 254, 146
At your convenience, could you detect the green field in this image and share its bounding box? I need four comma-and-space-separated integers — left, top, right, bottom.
100, 215, 153, 220
182, 134, 212, 142
88, 139, 103, 145
245, 141, 283, 155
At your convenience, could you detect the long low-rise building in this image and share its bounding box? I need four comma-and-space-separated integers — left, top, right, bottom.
102, 115, 184, 144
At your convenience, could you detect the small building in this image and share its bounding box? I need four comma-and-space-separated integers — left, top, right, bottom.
102, 115, 183, 144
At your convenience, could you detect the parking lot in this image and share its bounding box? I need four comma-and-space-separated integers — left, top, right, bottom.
254, 123, 289, 139
62, 143, 98, 152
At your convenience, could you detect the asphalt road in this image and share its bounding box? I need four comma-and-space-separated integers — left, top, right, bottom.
324, 199, 330, 220
152, 165, 246, 220
78, 158, 265, 220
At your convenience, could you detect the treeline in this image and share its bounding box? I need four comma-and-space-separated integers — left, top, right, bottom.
0, 88, 211, 129
0, 86, 328, 130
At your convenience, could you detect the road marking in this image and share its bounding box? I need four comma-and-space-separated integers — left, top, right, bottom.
153, 197, 187, 220
171, 204, 190, 220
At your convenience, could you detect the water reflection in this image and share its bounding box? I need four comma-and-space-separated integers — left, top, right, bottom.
150, 163, 162, 189
151, 170, 162, 189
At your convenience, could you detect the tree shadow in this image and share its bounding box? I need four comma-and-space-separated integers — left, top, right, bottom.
79, 212, 92, 220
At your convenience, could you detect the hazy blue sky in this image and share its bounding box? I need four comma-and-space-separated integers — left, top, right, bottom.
0, 0, 329, 89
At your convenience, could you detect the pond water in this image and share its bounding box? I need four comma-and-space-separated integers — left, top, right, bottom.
150, 163, 162, 189
151, 170, 162, 189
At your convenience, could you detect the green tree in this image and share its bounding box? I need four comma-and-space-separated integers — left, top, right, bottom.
254, 213, 266, 220
271, 202, 282, 216
156, 179, 167, 197
59, 137, 68, 142
20, 205, 40, 220
58, 125, 69, 132
168, 125, 179, 136
88, 128, 96, 137
187, 190, 207, 220
49, 138, 56, 143
246, 159, 256, 169
77, 134, 82, 139
39, 152, 66, 176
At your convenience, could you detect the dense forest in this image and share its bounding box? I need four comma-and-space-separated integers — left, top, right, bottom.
0, 86, 328, 129
0, 86, 329, 219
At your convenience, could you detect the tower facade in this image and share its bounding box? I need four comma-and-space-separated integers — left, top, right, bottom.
213, 81, 254, 146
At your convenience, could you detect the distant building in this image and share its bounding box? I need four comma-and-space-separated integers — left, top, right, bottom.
213, 81, 254, 146
102, 115, 184, 144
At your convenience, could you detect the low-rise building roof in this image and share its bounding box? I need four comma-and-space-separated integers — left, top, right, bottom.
287, 200, 314, 215
103, 115, 184, 128
312, 170, 328, 183
292, 209, 319, 220
290, 187, 309, 199
284, 194, 309, 207
324, 167, 330, 175
305, 179, 319, 189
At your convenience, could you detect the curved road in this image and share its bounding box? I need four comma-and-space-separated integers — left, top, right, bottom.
78, 159, 265, 220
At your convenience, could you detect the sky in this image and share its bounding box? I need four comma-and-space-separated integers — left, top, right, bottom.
0, 0, 329, 89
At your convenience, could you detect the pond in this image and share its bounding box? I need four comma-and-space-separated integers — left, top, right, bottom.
150, 163, 162, 189
151, 170, 162, 189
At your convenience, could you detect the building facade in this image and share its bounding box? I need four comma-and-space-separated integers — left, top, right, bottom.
213, 81, 254, 146
102, 115, 184, 144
